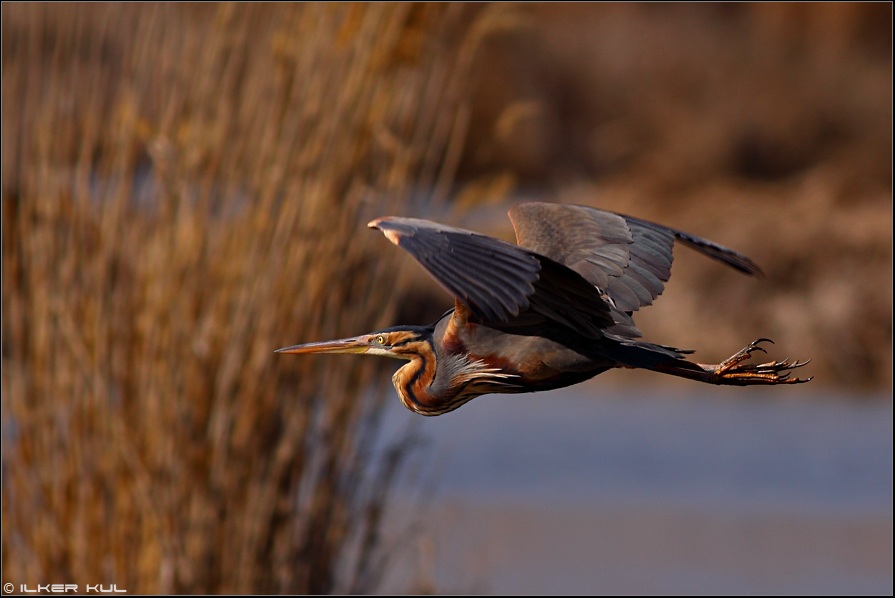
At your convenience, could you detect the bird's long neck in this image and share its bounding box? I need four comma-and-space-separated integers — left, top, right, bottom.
392, 344, 519, 417
392, 350, 445, 416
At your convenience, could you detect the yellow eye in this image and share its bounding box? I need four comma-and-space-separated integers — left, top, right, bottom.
376, 335, 386, 344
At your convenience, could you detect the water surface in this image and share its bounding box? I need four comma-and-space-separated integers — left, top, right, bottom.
377, 384, 893, 594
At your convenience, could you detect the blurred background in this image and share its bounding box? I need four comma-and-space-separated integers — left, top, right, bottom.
2, 3, 891, 595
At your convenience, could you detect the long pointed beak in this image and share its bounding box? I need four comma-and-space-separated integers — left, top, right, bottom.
275, 336, 370, 355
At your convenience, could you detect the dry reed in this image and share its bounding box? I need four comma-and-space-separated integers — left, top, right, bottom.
2, 3, 494, 593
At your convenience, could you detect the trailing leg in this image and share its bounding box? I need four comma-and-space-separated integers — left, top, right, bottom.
650, 338, 811, 385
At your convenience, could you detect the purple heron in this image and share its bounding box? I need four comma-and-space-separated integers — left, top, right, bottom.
277, 203, 810, 416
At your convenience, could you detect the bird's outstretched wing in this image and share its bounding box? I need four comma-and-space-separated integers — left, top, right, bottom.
509, 202, 762, 317
368, 216, 616, 337
370, 204, 761, 340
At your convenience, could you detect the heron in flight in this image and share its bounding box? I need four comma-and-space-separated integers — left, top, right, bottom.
277, 203, 810, 416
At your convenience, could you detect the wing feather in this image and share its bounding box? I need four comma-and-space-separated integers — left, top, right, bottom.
509, 202, 762, 321
369, 217, 614, 336
370, 203, 760, 342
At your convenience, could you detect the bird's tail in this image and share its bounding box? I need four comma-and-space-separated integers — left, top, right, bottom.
601, 334, 812, 385
600, 334, 696, 368
598, 334, 720, 383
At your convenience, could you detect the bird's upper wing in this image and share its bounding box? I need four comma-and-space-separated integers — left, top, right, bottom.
368, 216, 616, 337
508, 202, 762, 319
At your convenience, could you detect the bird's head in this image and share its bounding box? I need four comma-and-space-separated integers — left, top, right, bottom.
276, 325, 435, 361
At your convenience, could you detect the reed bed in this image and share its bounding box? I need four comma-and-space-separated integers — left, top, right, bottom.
2, 3, 492, 593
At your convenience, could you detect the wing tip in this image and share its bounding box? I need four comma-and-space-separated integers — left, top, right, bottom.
368, 217, 404, 246
716, 250, 765, 278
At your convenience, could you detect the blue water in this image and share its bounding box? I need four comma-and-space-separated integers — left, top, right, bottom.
389, 384, 892, 513
376, 383, 893, 594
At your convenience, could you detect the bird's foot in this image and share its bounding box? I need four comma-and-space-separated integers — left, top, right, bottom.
710, 338, 812, 385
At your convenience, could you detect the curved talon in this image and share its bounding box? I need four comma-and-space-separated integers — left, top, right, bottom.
711, 339, 812, 385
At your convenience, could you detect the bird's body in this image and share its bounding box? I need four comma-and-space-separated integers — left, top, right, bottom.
278, 203, 810, 415
380, 315, 612, 416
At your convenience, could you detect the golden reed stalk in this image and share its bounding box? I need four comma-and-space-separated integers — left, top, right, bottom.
2, 3, 497, 593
